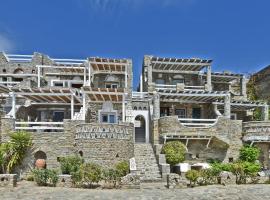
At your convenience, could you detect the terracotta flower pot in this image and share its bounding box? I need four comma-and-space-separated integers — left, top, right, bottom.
35, 159, 46, 169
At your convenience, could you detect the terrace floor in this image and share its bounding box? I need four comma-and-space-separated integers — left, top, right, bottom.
1, 181, 270, 200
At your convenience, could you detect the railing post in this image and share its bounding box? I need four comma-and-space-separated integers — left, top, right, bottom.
71, 94, 74, 120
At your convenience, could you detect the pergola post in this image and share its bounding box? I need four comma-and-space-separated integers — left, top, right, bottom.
140, 74, 143, 92
83, 92, 86, 120
153, 92, 160, 119
83, 67, 87, 86
122, 94, 126, 122
224, 94, 231, 118
37, 65, 41, 87
262, 104, 269, 121
11, 92, 16, 119
206, 66, 212, 91
88, 62, 91, 86
71, 94, 74, 120
240, 76, 247, 98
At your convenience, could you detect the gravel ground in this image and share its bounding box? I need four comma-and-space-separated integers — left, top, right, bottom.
1, 181, 270, 200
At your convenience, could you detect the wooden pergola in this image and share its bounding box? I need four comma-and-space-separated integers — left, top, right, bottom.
10, 87, 81, 119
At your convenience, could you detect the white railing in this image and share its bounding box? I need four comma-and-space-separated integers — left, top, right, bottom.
0, 81, 20, 86
155, 84, 176, 91
52, 58, 86, 65
6, 54, 33, 62
15, 121, 64, 132
132, 92, 150, 99
155, 84, 205, 91
178, 118, 217, 128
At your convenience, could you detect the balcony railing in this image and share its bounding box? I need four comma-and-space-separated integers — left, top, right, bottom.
155, 84, 205, 92
15, 121, 64, 132
178, 118, 217, 128
132, 92, 151, 99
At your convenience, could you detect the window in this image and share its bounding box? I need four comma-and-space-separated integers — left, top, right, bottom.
231, 113, 237, 120
155, 79, 165, 84
160, 107, 170, 117
105, 84, 118, 89
172, 79, 184, 85
175, 109, 186, 118
101, 113, 116, 123
54, 82, 64, 87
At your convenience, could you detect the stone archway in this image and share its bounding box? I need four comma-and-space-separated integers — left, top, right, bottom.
135, 115, 146, 143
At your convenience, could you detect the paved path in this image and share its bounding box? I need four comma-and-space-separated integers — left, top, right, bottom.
1, 181, 270, 200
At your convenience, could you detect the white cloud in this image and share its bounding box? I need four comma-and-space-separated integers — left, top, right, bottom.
79, 0, 196, 12
0, 33, 14, 52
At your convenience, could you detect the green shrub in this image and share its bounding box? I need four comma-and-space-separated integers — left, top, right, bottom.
231, 161, 261, 184
161, 141, 186, 165
71, 171, 83, 186
32, 169, 59, 187
185, 170, 200, 187
210, 162, 232, 175
115, 161, 129, 177
103, 168, 120, 188
0, 131, 33, 173
239, 146, 260, 163
199, 168, 217, 185
80, 163, 102, 186
59, 155, 84, 174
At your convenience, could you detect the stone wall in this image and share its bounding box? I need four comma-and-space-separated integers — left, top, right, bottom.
156, 116, 243, 163
73, 122, 134, 167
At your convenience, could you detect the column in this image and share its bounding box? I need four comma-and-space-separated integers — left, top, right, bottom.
224, 94, 231, 118
11, 92, 16, 119
37, 66, 41, 87
71, 94, 74, 120
83, 67, 86, 86
206, 66, 212, 91
82, 93, 86, 120
153, 92, 160, 119
240, 76, 247, 98
262, 104, 269, 121
140, 74, 143, 92
122, 94, 126, 122
88, 62, 91, 86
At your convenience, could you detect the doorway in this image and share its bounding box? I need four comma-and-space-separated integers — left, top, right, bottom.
135, 115, 146, 143
192, 108, 201, 119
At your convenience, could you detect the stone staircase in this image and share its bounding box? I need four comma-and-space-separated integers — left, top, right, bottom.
134, 143, 162, 182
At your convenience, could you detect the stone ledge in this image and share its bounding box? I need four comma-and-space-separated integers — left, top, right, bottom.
0, 174, 17, 187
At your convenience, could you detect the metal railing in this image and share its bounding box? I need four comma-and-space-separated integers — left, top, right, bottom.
178, 118, 217, 128
15, 121, 64, 132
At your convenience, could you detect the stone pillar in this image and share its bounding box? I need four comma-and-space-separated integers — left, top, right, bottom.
140, 74, 143, 92
153, 92, 160, 119
11, 92, 16, 119
224, 94, 231, 118
1, 117, 15, 142
240, 76, 247, 99
256, 143, 270, 169
206, 66, 212, 91
262, 104, 269, 121
144, 56, 153, 91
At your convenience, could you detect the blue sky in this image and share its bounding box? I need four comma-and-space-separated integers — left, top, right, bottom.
0, 0, 270, 88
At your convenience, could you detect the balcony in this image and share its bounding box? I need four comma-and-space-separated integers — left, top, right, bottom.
15, 121, 64, 132
178, 118, 217, 128
154, 83, 205, 92
242, 121, 270, 144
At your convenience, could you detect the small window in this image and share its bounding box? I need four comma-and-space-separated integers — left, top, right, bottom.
155, 79, 165, 84
2, 69, 6, 73
231, 113, 237, 120
111, 84, 118, 89
101, 113, 116, 123
105, 84, 111, 89
229, 157, 234, 163
32, 69, 36, 73
175, 109, 186, 118
54, 82, 64, 87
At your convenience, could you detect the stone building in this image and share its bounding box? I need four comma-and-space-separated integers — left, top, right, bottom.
0, 52, 269, 180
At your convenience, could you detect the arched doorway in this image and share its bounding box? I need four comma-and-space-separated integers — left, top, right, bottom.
135, 115, 146, 143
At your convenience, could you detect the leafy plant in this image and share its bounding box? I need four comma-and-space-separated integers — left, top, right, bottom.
102, 168, 120, 188
161, 141, 186, 165
115, 161, 129, 177
59, 155, 84, 174
231, 161, 260, 184
239, 146, 260, 163
185, 170, 200, 187
199, 168, 217, 185
80, 163, 102, 187
0, 131, 33, 173
32, 169, 59, 187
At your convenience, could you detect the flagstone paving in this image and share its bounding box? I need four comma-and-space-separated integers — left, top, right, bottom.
1, 181, 270, 200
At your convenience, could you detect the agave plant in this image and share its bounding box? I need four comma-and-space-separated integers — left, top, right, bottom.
0, 131, 32, 173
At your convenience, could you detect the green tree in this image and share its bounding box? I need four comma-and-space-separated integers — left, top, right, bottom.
161, 141, 186, 165
59, 155, 84, 174
239, 146, 260, 163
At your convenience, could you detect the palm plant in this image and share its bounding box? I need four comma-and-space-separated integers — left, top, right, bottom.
0, 131, 33, 173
